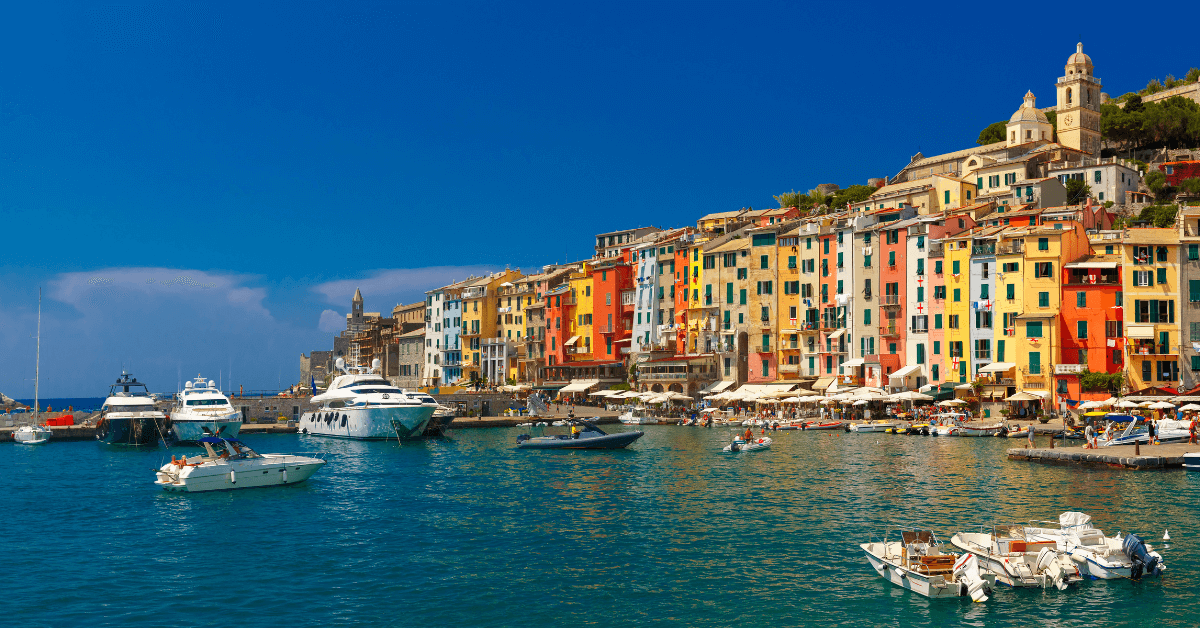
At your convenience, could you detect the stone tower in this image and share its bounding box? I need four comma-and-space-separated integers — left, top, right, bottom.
352, 287, 364, 324
1056, 42, 1102, 156
1006, 91, 1053, 146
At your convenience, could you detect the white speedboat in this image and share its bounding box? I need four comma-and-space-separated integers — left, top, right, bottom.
722, 436, 772, 452
1184, 452, 1200, 470
950, 524, 1079, 588
1100, 416, 1190, 447
169, 375, 242, 443
154, 437, 325, 493
931, 412, 968, 436
848, 421, 898, 433
14, 424, 52, 445
954, 422, 1004, 437
300, 358, 436, 440
1024, 512, 1165, 579
618, 407, 656, 425
861, 528, 995, 601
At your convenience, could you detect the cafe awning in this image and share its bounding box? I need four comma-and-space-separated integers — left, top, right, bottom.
1126, 325, 1154, 339
1064, 261, 1118, 269
812, 377, 835, 392
828, 329, 846, 339
978, 362, 1016, 373
700, 380, 735, 394
888, 364, 923, 379
841, 358, 866, 368
559, 379, 599, 393
564, 335, 581, 346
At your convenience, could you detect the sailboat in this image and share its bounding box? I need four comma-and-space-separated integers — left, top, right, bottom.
14, 289, 52, 445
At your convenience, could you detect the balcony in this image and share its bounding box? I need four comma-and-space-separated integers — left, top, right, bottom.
998, 242, 1024, 255
972, 245, 996, 256
597, 325, 617, 334
1054, 364, 1085, 374
881, 294, 901, 306
756, 345, 773, 353
879, 325, 900, 337
1130, 343, 1176, 356
974, 350, 991, 360
910, 327, 929, 334
1065, 274, 1120, 285
778, 364, 800, 373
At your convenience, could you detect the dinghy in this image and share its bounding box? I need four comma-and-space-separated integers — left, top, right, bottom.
861, 528, 995, 601
722, 436, 772, 452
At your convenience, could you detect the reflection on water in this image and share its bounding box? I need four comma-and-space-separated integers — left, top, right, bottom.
1, 427, 1198, 627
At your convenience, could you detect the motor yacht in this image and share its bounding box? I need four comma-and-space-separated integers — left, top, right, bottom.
1024, 512, 1165, 579
96, 371, 167, 446
861, 528, 995, 601
154, 437, 325, 493
300, 358, 436, 439
950, 524, 1079, 588
618, 407, 655, 425
169, 375, 242, 443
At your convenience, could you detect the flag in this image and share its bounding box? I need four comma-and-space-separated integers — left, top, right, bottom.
311, 374, 318, 395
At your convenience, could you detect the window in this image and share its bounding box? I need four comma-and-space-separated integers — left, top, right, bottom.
888, 251, 896, 267
934, 314, 942, 329
916, 259, 924, 275
948, 314, 959, 329
1142, 360, 1152, 382
1115, 291, 1123, 307
739, 289, 747, 305
934, 286, 946, 300
837, 252, 843, 268
1078, 321, 1088, 340
1038, 237, 1049, 251
953, 288, 961, 302
1006, 283, 1015, 300
952, 260, 960, 275
1029, 351, 1041, 374
1077, 291, 1087, 307
762, 360, 769, 377
933, 340, 941, 355
788, 255, 797, 269
916, 343, 925, 364
737, 268, 747, 280
760, 255, 769, 269
1134, 271, 1153, 287
1191, 244, 1200, 261
1033, 262, 1053, 278
935, 260, 943, 275
944, 190, 950, 205
1157, 268, 1167, 285
932, 364, 940, 381
997, 339, 1005, 361
864, 255, 871, 268
1038, 292, 1049, 308
1026, 321, 1043, 338
864, 309, 871, 325
916, 286, 924, 302
980, 284, 989, 300
1157, 246, 1168, 263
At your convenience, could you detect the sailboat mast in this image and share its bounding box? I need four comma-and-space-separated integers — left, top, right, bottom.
34, 288, 41, 424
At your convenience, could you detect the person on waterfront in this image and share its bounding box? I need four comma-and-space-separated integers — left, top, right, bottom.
1026, 424, 1035, 448
1190, 416, 1198, 444
744, 426, 753, 441
1084, 423, 1096, 449
1148, 417, 1158, 445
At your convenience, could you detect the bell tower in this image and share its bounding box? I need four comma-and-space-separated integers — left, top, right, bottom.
1056, 42, 1102, 156
352, 287, 364, 324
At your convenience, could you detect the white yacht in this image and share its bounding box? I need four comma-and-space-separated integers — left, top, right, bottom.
155, 437, 324, 493
169, 375, 242, 443
618, 407, 655, 425
300, 358, 437, 440
14, 424, 53, 445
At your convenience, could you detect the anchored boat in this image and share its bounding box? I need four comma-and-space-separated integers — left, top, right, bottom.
861, 528, 995, 601
950, 524, 1079, 588
516, 419, 643, 449
1024, 512, 1166, 579
96, 372, 168, 446
300, 358, 436, 440
169, 375, 242, 443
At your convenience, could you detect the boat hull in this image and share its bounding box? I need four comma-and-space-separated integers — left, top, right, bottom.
170, 418, 243, 443
299, 404, 435, 440
97, 416, 164, 446
14, 426, 53, 444
849, 423, 897, 433
422, 412, 456, 437
1184, 452, 1200, 470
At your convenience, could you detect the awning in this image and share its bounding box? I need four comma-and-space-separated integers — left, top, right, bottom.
1006, 392, 1039, 401
564, 336, 581, 346
558, 378, 599, 393
1027, 390, 1049, 398
1126, 325, 1154, 339
888, 364, 923, 379
828, 329, 846, 339
812, 377, 835, 392
700, 380, 735, 394
978, 362, 1016, 373
1064, 261, 1118, 269
841, 358, 866, 368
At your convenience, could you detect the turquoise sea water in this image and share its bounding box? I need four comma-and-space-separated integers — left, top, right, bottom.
3, 426, 1197, 627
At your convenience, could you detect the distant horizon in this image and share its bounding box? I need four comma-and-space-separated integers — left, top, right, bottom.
3, 2, 1197, 397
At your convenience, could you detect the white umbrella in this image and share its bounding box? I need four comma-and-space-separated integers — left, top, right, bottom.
1077, 400, 1099, 410
1115, 399, 1141, 409
820, 399, 837, 405
1179, 403, 1200, 411
1147, 401, 1176, 410
1100, 398, 1118, 406
892, 391, 934, 401
853, 399, 869, 406
938, 399, 966, 407
782, 396, 802, 403
669, 392, 694, 400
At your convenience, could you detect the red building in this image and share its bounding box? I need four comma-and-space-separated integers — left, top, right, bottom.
1057, 253, 1124, 402
674, 244, 690, 354
877, 219, 908, 371
591, 256, 634, 361
818, 227, 844, 379
1160, 160, 1200, 187
543, 285, 572, 369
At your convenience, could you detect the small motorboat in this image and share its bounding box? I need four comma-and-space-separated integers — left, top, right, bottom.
1004, 425, 1031, 439
848, 421, 898, 433
1184, 452, 1200, 470
14, 424, 53, 445
861, 528, 995, 601
906, 423, 931, 436
723, 436, 772, 452
1024, 512, 1165, 579
154, 437, 325, 493
803, 420, 845, 431
950, 524, 1079, 588
955, 422, 1004, 437
618, 407, 655, 425
516, 420, 643, 450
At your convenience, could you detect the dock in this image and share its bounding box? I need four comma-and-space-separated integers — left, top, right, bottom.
1008, 442, 1200, 470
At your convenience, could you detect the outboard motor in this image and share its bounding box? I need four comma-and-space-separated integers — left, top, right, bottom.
952, 553, 990, 602
516, 434, 530, 443
1122, 534, 1163, 578
1035, 547, 1069, 590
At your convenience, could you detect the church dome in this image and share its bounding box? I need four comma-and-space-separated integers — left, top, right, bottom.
1067, 42, 1092, 68
1009, 90, 1049, 124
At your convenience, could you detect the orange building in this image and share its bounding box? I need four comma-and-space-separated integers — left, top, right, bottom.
1057, 245, 1124, 402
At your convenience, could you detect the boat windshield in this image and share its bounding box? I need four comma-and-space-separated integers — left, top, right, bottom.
186, 399, 228, 406
227, 442, 261, 459
104, 404, 153, 413
992, 524, 1026, 539
350, 388, 398, 394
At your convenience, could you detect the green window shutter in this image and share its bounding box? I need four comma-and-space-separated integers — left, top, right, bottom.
1077, 291, 1086, 307
917, 259, 924, 275
823, 239, 829, 254
934, 314, 942, 329
917, 286, 924, 302
935, 260, 942, 274
1191, 280, 1200, 303
953, 288, 961, 302
1039, 292, 1049, 307
864, 255, 871, 267
889, 251, 895, 266
727, 283, 733, 304
944, 190, 950, 205
1158, 268, 1167, 285
1007, 283, 1015, 299
837, 252, 843, 267
1078, 321, 1087, 339
917, 343, 925, 364
1190, 244, 1198, 261
864, 308, 872, 325
933, 340, 940, 355
980, 284, 989, 300
997, 339, 1005, 361
977, 177, 982, 189
1029, 351, 1041, 374
1192, 356, 1200, 371
1027, 321, 1043, 338
952, 260, 960, 274
837, 280, 843, 294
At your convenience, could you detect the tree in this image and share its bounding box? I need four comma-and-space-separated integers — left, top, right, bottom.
773, 190, 811, 210
1145, 78, 1163, 95
830, 185, 877, 209
977, 121, 1006, 145
1181, 177, 1200, 196
1188, 67, 1200, 83
1065, 179, 1092, 204
1138, 205, 1178, 228
1146, 170, 1168, 198
807, 188, 829, 210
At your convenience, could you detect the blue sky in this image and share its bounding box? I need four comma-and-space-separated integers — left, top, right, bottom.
2, 1, 1197, 396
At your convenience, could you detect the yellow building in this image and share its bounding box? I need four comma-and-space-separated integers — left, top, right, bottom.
460, 269, 522, 382
777, 225, 803, 380
566, 265, 595, 360
941, 232, 973, 384
1121, 229, 1181, 392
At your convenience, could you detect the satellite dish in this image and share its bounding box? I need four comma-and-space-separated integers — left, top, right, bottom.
372, 358, 382, 373
335, 357, 346, 373
185, 381, 193, 389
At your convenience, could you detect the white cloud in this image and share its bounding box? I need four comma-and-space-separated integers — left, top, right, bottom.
50, 268, 271, 318
312, 265, 500, 307
318, 309, 345, 332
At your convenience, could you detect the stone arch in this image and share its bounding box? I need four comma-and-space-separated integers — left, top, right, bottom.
651, 384, 664, 393
668, 383, 683, 393
1066, 87, 1072, 105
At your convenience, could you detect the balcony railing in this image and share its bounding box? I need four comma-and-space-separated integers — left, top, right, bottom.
972, 245, 996, 256
879, 325, 900, 337
758, 345, 772, 353
1054, 364, 1085, 374
1130, 344, 1176, 356
597, 325, 616, 334
910, 327, 928, 334
998, 242, 1024, 255
882, 294, 900, 306
778, 364, 800, 373
974, 350, 991, 359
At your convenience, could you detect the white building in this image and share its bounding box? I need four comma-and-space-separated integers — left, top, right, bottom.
1049, 159, 1142, 206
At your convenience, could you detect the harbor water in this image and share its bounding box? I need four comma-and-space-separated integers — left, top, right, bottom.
3, 426, 1197, 627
